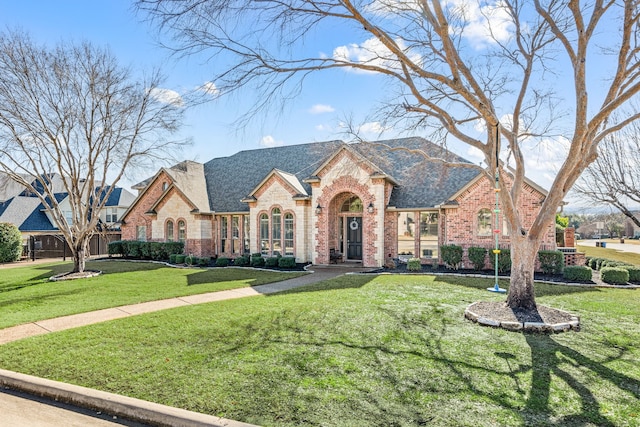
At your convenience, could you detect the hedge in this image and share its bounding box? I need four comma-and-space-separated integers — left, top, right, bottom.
538, 250, 564, 275
278, 256, 297, 269
600, 267, 629, 285
0, 222, 23, 263
250, 256, 265, 267
467, 247, 487, 271
440, 244, 463, 270
562, 265, 592, 282
265, 257, 279, 267
174, 254, 186, 264
407, 257, 422, 271
215, 257, 230, 267
620, 265, 640, 283
198, 257, 211, 267
233, 255, 250, 267
489, 249, 511, 273
108, 240, 184, 260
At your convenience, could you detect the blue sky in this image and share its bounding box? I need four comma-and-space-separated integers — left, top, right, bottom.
0, 0, 385, 179
0, 1, 624, 210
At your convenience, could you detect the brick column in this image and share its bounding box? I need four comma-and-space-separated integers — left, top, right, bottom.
565, 227, 575, 248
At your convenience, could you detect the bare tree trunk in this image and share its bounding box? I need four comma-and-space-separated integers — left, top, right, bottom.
72, 240, 88, 273
506, 238, 538, 310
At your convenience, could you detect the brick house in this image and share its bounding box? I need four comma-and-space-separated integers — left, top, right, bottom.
120, 137, 555, 267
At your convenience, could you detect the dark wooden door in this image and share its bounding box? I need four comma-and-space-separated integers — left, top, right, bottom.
347, 217, 362, 260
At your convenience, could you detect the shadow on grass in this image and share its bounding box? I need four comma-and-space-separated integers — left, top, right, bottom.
217, 299, 638, 426
433, 275, 603, 297
523, 334, 638, 426
0, 288, 84, 309
273, 274, 377, 296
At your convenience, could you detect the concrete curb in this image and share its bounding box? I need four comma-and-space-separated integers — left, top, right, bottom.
0, 369, 258, 427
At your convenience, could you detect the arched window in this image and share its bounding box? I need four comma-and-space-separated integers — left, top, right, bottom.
284, 213, 294, 256
341, 196, 363, 212
178, 220, 186, 242
259, 209, 295, 256
260, 213, 269, 255
166, 220, 174, 242
477, 209, 492, 236
271, 208, 282, 255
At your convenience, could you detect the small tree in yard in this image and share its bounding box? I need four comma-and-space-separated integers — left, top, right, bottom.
0, 31, 185, 273
138, 1, 640, 313
0, 222, 22, 263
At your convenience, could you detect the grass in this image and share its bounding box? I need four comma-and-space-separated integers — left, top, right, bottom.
0, 260, 305, 328
0, 273, 638, 426
577, 244, 640, 265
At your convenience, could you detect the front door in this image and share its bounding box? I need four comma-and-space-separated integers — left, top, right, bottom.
346, 216, 362, 260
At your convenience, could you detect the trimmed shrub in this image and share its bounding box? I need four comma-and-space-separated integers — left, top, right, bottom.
620, 265, 640, 283
233, 255, 250, 267
538, 250, 564, 275
174, 254, 186, 264
250, 256, 265, 267
562, 265, 592, 282
198, 257, 211, 267
467, 247, 487, 271
278, 256, 297, 269
215, 257, 230, 267
489, 249, 511, 273
588, 257, 601, 269
169, 254, 178, 264
108, 240, 124, 256
596, 258, 609, 270
0, 222, 22, 263
265, 257, 279, 267
184, 255, 198, 266
108, 241, 183, 260
600, 267, 629, 285
407, 257, 422, 271
440, 244, 463, 270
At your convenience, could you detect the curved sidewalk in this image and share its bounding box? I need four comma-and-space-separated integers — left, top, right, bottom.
0, 264, 368, 345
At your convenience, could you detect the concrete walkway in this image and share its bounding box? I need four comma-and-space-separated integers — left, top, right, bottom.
0, 264, 370, 427
0, 264, 369, 345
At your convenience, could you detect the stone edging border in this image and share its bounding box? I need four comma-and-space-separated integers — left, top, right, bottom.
464, 302, 581, 333
49, 270, 102, 281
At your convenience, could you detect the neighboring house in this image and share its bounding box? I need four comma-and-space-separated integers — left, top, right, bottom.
121, 137, 555, 268
624, 212, 640, 238
0, 174, 135, 256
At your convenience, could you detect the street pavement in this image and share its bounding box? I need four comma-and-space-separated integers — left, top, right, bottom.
1, 387, 148, 427
0, 264, 369, 426
578, 239, 640, 254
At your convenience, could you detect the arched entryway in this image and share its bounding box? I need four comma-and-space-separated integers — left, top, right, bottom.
329, 193, 364, 262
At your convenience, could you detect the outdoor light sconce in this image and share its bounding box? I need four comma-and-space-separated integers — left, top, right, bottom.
367, 202, 374, 213
315, 204, 322, 214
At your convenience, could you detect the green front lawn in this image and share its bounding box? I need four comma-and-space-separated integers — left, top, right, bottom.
0, 274, 637, 426
0, 260, 305, 328
577, 244, 640, 265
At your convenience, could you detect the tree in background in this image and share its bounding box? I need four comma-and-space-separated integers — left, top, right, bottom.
138, 0, 640, 311
0, 31, 185, 273
0, 222, 22, 263
574, 119, 640, 229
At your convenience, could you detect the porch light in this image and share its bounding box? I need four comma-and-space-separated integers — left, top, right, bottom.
315, 204, 322, 214
367, 202, 374, 213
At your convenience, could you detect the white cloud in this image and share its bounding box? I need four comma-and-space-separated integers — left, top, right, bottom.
309, 104, 335, 114
197, 81, 220, 97
259, 135, 285, 148
358, 121, 392, 136
148, 88, 184, 107
446, 0, 514, 49
333, 37, 421, 73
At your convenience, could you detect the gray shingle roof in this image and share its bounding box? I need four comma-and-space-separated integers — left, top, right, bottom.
204, 141, 343, 212
202, 137, 482, 212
